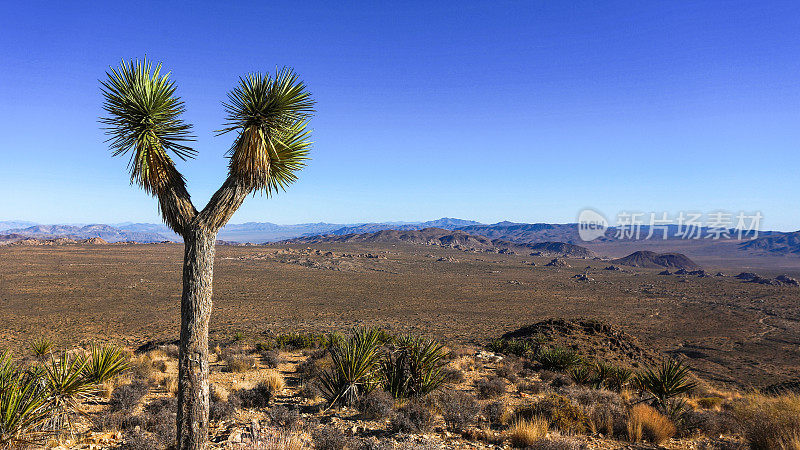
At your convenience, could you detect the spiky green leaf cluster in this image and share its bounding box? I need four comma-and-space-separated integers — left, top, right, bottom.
84, 344, 129, 384
0, 352, 53, 447
100, 58, 195, 195
319, 328, 383, 407
637, 359, 697, 410
219, 68, 314, 194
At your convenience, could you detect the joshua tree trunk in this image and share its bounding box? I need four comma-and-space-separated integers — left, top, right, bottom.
177, 227, 217, 450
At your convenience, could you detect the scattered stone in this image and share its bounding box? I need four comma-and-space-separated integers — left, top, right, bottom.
572, 273, 594, 281
603, 265, 621, 271
775, 274, 799, 286
735, 272, 759, 280
545, 258, 570, 268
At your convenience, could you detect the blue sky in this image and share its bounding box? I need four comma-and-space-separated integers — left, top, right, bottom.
1, 1, 798, 230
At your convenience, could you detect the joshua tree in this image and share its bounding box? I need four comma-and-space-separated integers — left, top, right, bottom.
99, 58, 314, 449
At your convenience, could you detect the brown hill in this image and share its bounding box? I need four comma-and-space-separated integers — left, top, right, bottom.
500, 318, 661, 368
738, 231, 800, 256
285, 228, 596, 257
611, 250, 700, 270
516, 241, 596, 258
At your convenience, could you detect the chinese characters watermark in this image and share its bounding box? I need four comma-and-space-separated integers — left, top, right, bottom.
577, 209, 763, 242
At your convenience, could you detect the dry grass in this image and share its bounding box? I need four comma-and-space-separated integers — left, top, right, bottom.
262, 370, 285, 393
225, 353, 256, 373
734, 393, 800, 450
211, 383, 230, 402
626, 404, 676, 444
505, 418, 549, 448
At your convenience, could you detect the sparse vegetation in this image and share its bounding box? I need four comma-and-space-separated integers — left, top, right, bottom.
536, 347, 581, 371
436, 389, 480, 432
627, 404, 676, 444
514, 393, 588, 434
733, 393, 800, 450
505, 418, 549, 448
475, 376, 506, 399
637, 359, 697, 412
392, 399, 434, 432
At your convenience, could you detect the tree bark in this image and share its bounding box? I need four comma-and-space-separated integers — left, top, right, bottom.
177, 227, 216, 450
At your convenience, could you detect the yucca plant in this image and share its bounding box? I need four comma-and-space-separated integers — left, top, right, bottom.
30, 339, 54, 360
606, 366, 634, 391
591, 361, 614, 389
319, 328, 383, 407
41, 352, 93, 433
536, 346, 581, 371
84, 344, 129, 384
382, 335, 448, 398
637, 359, 697, 411
0, 363, 53, 448
100, 58, 314, 449
568, 363, 594, 385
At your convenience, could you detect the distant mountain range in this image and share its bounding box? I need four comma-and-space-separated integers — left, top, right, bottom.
285, 227, 597, 258
1, 218, 798, 257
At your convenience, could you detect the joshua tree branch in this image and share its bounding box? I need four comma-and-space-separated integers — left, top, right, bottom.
194, 175, 252, 232
156, 174, 198, 236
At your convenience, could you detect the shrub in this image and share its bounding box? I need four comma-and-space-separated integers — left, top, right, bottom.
356, 388, 394, 420
298, 382, 321, 400
260, 332, 343, 351
636, 359, 697, 411
474, 377, 506, 399
311, 425, 351, 450
695, 396, 725, 410
517, 380, 543, 395
496, 359, 520, 383
514, 394, 587, 434
122, 430, 161, 450
109, 380, 149, 411
263, 370, 286, 393
436, 390, 480, 432
209, 398, 235, 421
679, 409, 738, 438
319, 328, 383, 406
224, 353, 255, 373
230, 380, 281, 409
268, 405, 301, 428
85, 343, 130, 384
139, 397, 177, 448
537, 347, 581, 371
261, 350, 283, 369
440, 366, 465, 384
297, 354, 329, 383
560, 386, 627, 437
392, 400, 434, 432
627, 404, 676, 444
505, 418, 549, 448
733, 393, 800, 450
485, 400, 512, 427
